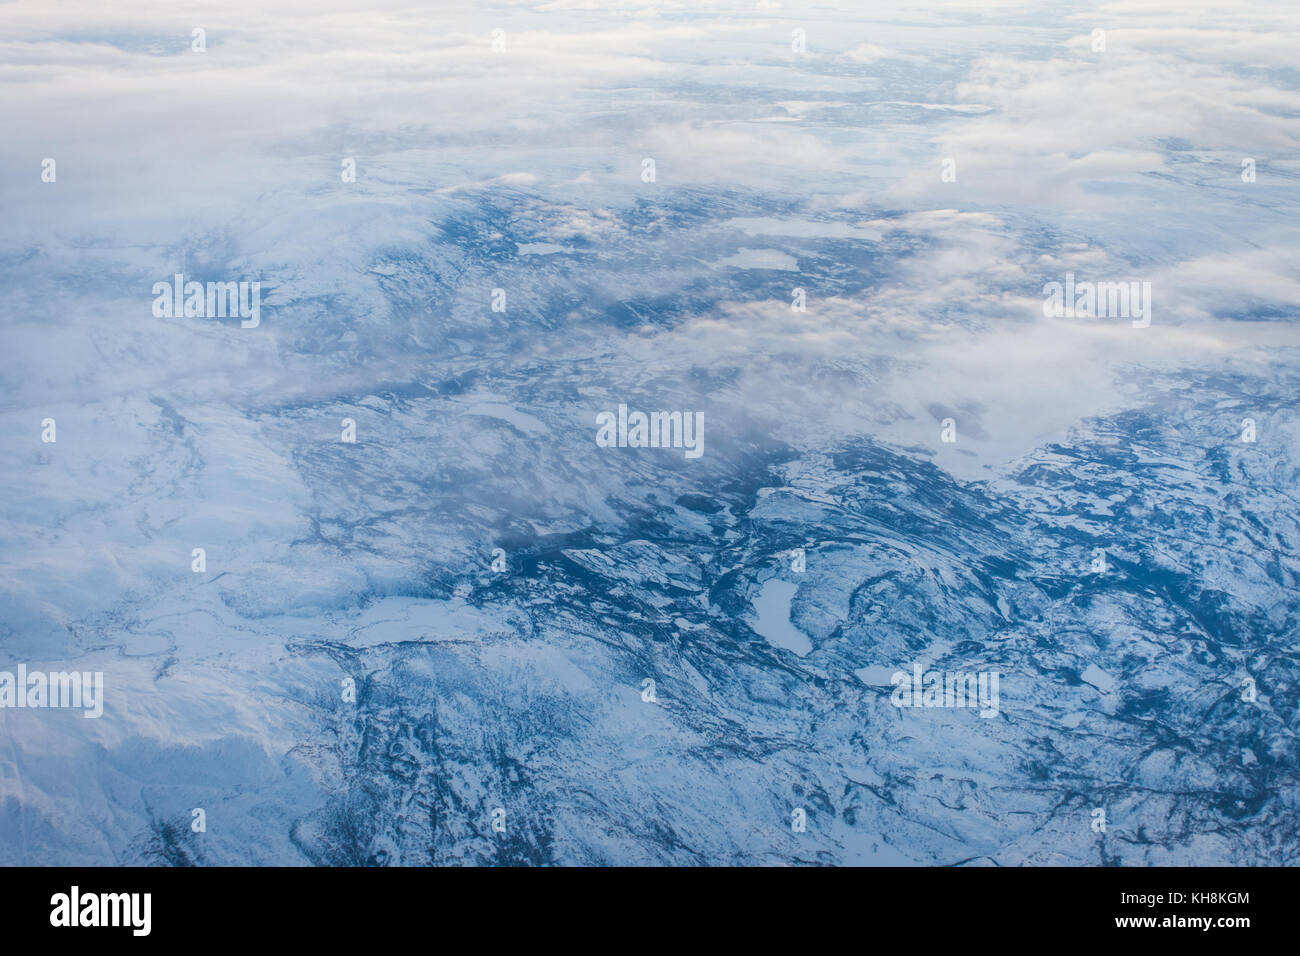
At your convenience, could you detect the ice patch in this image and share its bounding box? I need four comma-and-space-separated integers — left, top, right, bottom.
1081, 664, 1117, 695
464, 403, 548, 436
751, 579, 812, 657
715, 248, 799, 271
855, 664, 897, 686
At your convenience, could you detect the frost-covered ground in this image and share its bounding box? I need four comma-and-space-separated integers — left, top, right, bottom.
1, 0, 1298, 865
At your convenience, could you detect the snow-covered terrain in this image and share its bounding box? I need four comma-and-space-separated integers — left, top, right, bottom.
1, 0, 1298, 865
